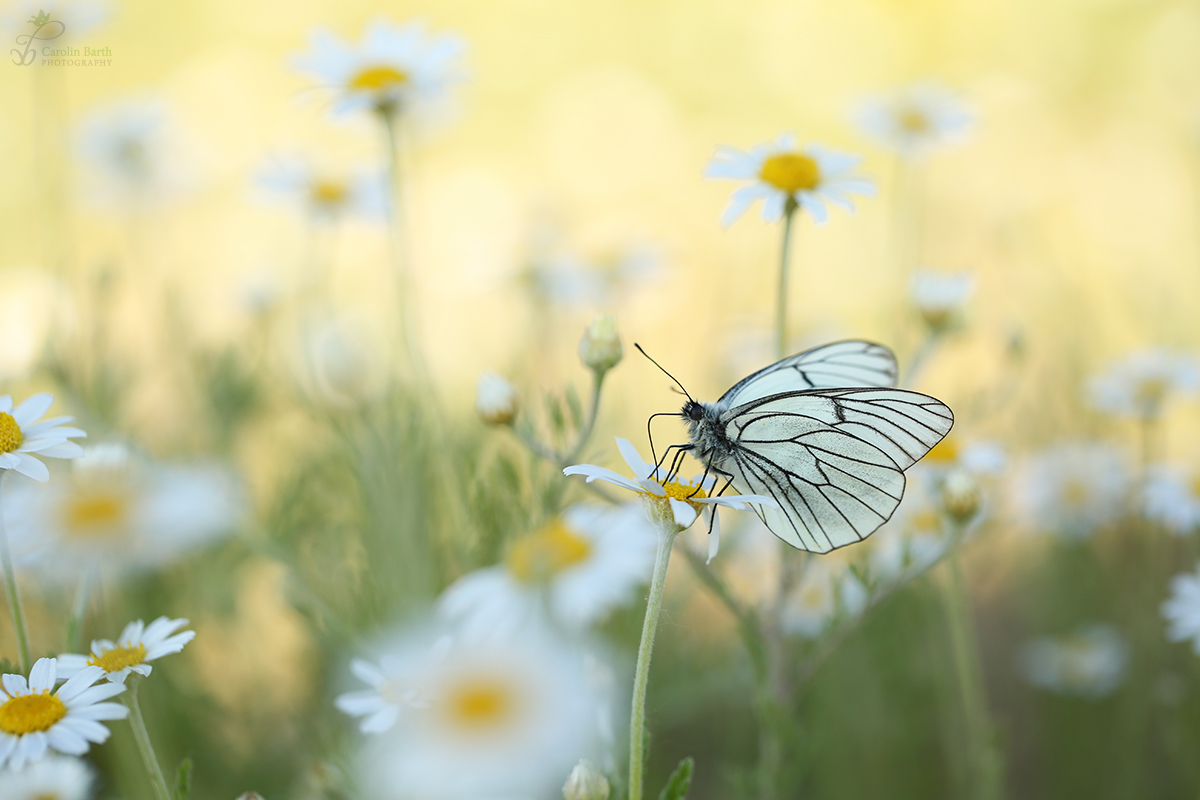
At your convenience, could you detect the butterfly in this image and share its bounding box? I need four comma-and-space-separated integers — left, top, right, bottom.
653, 340, 953, 554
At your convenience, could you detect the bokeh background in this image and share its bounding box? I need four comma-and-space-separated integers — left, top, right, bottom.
4, 0, 1200, 798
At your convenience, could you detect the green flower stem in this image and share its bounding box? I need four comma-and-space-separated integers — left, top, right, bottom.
775, 199, 799, 360
629, 524, 679, 800
0, 475, 31, 673
941, 538, 1004, 800
126, 680, 172, 800
563, 370, 607, 466
379, 108, 424, 381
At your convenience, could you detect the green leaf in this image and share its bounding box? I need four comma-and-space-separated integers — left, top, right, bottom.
656, 757, 695, 800
174, 757, 193, 800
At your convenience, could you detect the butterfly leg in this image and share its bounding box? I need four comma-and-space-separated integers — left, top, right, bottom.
657, 443, 693, 483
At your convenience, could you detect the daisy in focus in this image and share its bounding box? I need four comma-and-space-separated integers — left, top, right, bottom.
856, 82, 974, 156
563, 437, 776, 561
1087, 349, 1200, 420
295, 20, 466, 119
1018, 625, 1129, 698
1144, 465, 1200, 536
704, 133, 874, 226
0, 394, 85, 482
0, 658, 127, 771
1162, 562, 1200, 654
0, 754, 95, 800
57, 617, 195, 685
438, 504, 659, 637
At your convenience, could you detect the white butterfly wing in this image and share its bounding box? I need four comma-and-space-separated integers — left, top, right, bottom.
720, 340, 898, 408
720, 388, 953, 553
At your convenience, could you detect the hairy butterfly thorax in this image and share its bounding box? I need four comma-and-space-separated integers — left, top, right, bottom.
683, 399, 736, 469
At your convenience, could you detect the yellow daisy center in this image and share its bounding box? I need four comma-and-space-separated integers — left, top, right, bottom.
348, 65, 409, 93
444, 679, 513, 731
0, 412, 23, 454
310, 179, 349, 206
910, 509, 942, 535
798, 583, 828, 610
924, 438, 958, 464
1190, 474, 1200, 498
88, 643, 147, 673
1062, 479, 1090, 508
1134, 377, 1168, 411
507, 520, 592, 584
758, 152, 821, 193
0, 691, 67, 735
898, 107, 931, 134
657, 480, 708, 503
63, 490, 130, 536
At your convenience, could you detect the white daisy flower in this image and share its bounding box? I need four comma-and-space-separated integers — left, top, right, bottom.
1162, 562, 1200, 654
909, 270, 975, 334
0, 658, 128, 771
1087, 349, 1200, 419
856, 82, 974, 156
1144, 465, 1200, 536
296, 316, 383, 407
1013, 443, 1130, 539
920, 435, 1006, 477
704, 133, 874, 226
563, 437, 776, 561
475, 372, 519, 426
56, 617, 195, 685
1018, 625, 1129, 698
0, 394, 85, 482
357, 629, 608, 800
75, 98, 190, 208
3, 443, 241, 581
294, 20, 466, 118
335, 635, 451, 734
0, 754, 95, 800
257, 154, 387, 221
438, 504, 659, 637
780, 561, 867, 638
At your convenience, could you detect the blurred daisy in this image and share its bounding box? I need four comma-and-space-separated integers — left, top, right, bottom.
357, 629, 607, 800
0, 393, 85, 482
856, 83, 973, 156
868, 477, 950, 585
295, 20, 466, 118
521, 241, 664, 310
475, 372, 519, 426
1088, 349, 1200, 419
704, 133, 874, 226
0, 658, 127, 771
76, 99, 184, 207
296, 316, 383, 407
1018, 625, 1129, 698
0, 754, 95, 800
257, 155, 387, 221
563, 437, 775, 560
1162, 562, 1200, 654
3, 443, 241, 580
910, 270, 974, 335
780, 561, 865, 638
1014, 443, 1129, 539
438, 504, 658, 637
920, 435, 1006, 478
1144, 465, 1200, 536
57, 617, 195, 685
336, 635, 451, 734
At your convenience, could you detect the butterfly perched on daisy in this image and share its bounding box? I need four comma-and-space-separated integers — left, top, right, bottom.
648, 340, 953, 554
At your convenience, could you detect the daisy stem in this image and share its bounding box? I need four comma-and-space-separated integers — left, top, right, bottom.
629, 525, 679, 800
564, 370, 607, 465
775, 198, 799, 360
0, 475, 32, 673
379, 109, 423, 381
126, 681, 172, 800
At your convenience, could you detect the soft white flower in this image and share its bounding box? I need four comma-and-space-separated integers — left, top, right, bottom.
1088, 349, 1200, 419
76, 99, 188, 207
1018, 625, 1129, 697
780, 563, 836, 638
357, 629, 608, 800
297, 317, 381, 406
3, 443, 241, 580
856, 82, 973, 156
335, 635, 451, 734
868, 480, 949, 585
1013, 443, 1130, 539
1163, 562, 1200, 654
0, 658, 128, 771
521, 241, 663, 309
563, 437, 776, 560
0, 754, 95, 800
475, 372, 519, 426
295, 20, 466, 118
0, 394, 85, 482
910, 270, 974, 334
704, 133, 874, 226
257, 155, 387, 220
438, 504, 658, 637
56, 617, 195, 685
1144, 465, 1200, 536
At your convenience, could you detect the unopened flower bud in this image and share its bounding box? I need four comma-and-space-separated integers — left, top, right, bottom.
578, 314, 623, 375
940, 469, 981, 525
236, 794, 265, 800
476, 372, 520, 425
563, 759, 610, 800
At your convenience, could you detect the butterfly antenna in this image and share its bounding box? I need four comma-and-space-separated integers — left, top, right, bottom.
634, 343, 694, 402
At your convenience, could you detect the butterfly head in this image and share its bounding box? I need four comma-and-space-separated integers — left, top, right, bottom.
682, 399, 705, 422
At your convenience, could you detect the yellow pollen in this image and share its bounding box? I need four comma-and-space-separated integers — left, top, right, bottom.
658, 480, 707, 503
897, 107, 931, 134
0, 691, 67, 735
63, 491, 129, 535
507, 521, 592, 584
0, 412, 22, 454
310, 179, 348, 206
446, 680, 512, 729
348, 65, 409, 93
925, 438, 958, 464
88, 643, 147, 673
758, 152, 821, 193
1062, 479, 1090, 507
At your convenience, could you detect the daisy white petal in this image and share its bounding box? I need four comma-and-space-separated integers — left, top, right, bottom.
56, 616, 194, 684
0, 394, 85, 483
